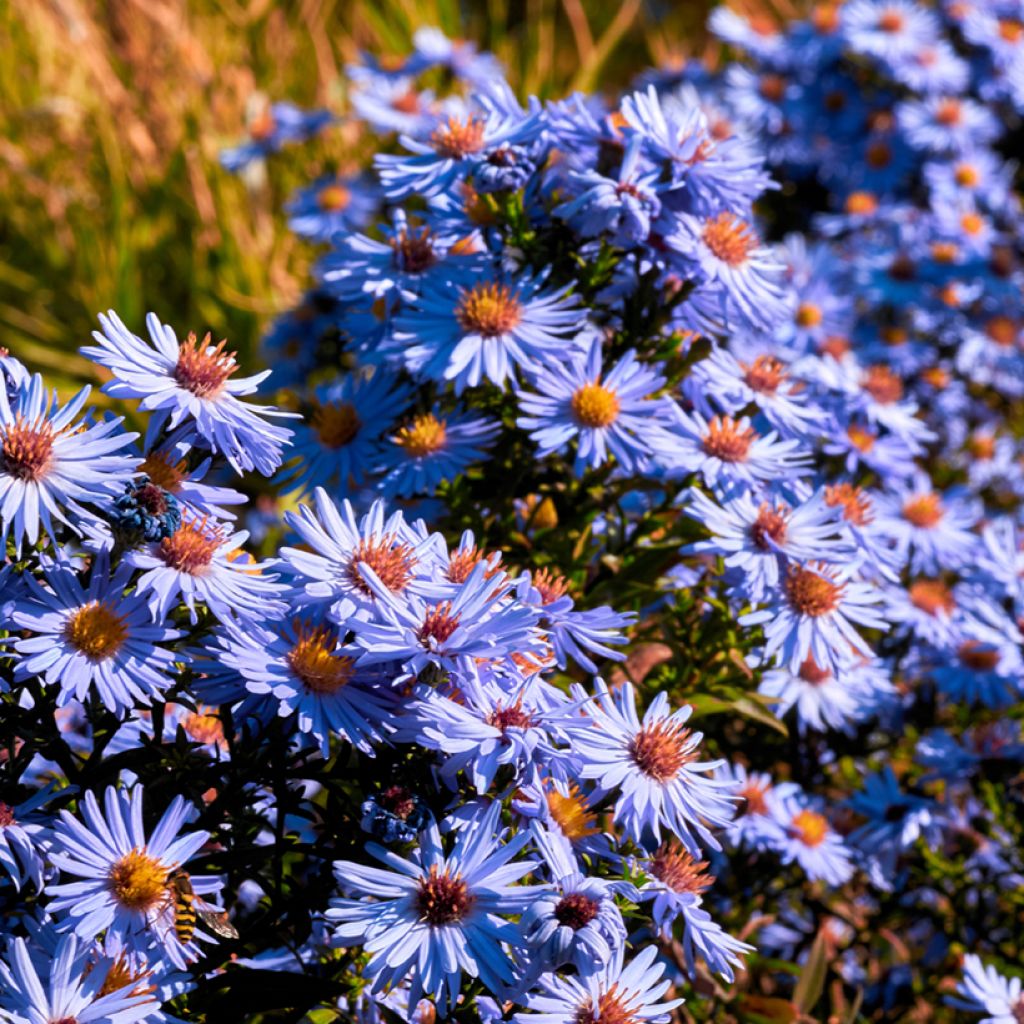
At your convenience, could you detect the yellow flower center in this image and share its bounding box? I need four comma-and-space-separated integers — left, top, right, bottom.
455, 283, 523, 337
108, 849, 168, 911
287, 625, 356, 695
902, 494, 943, 528
546, 784, 600, 840
395, 413, 448, 457
571, 382, 620, 428
318, 184, 351, 211
64, 602, 129, 660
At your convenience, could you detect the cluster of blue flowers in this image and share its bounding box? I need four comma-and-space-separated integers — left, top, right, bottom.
2, 2, 1024, 1021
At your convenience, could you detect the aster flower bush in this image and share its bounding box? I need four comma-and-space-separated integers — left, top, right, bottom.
2, 5, 1024, 1023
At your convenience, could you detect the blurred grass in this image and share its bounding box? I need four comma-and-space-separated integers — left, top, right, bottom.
0, 0, 756, 393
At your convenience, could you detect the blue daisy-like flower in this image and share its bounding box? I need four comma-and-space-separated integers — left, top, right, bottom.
281, 371, 412, 498
46, 785, 221, 968
374, 407, 500, 498
328, 801, 539, 1010
83, 311, 294, 477
0, 373, 137, 553
516, 338, 669, 474
393, 272, 583, 393
0, 785, 61, 891
0, 933, 159, 1024
286, 173, 380, 243
949, 955, 1024, 1024
11, 551, 180, 715
572, 680, 735, 853
764, 785, 854, 886
513, 943, 683, 1024
219, 101, 334, 173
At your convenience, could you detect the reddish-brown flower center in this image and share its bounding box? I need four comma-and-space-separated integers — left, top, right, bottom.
393, 228, 438, 273
140, 450, 187, 493
431, 116, 486, 158
866, 141, 892, 169
313, 401, 361, 449
347, 535, 416, 595
487, 700, 535, 732
958, 641, 1000, 672
418, 602, 461, 647
759, 74, 786, 102
159, 519, 220, 574
574, 987, 640, 1024
877, 8, 905, 32
738, 780, 770, 816
751, 503, 788, 549
902, 493, 943, 528
455, 282, 523, 337
702, 212, 757, 267
381, 785, 417, 819
799, 656, 833, 685
533, 567, 570, 605
650, 845, 714, 894
417, 867, 472, 925
0, 802, 16, 827
173, 332, 237, 398
985, 316, 1018, 347
571, 382, 621, 428
630, 721, 694, 782
909, 579, 955, 617
742, 355, 787, 394
785, 566, 842, 616
554, 892, 600, 930
935, 98, 962, 125
287, 625, 355, 695
64, 602, 129, 660
702, 416, 755, 462
1, 418, 55, 482
448, 545, 501, 584
825, 482, 873, 526
862, 365, 904, 404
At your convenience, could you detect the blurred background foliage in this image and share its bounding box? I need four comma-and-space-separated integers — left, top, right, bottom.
0, 0, 798, 395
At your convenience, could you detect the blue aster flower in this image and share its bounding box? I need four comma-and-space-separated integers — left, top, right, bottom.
83, 311, 294, 477
11, 551, 180, 715
0, 785, 61, 891
208, 616, 396, 757
715, 763, 779, 850
950, 955, 1024, 1023
0, 349, 29, 408
552, 136, 661, 247
286, 173, 380, 242
393, 272, 583, 393
328, 801, 539, 1010
572, 680, 734, 853
765, 785, 855, 886
513, 943, 683, 1024
638, 844, 752, 981
280, 371, 412, 498
47, 785, 221, 968
408, 28, 505, 89
0, 933, 159, 1024
516, 338, 669, 474
374, 407, 500, 498
348, 73, 438, 137
219, 101, 334, 172
125, 511, 286, 625
281, 490, 441, 625
0, 373, 137, 553
896, 96, 1000, 155
841, 0, 940, 63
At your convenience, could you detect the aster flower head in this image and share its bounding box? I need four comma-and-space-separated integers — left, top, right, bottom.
513, 943, 683, 1024
375, 407, 500, 498
126, 511, 286, 626
950, 955, 1024, 1024
841, 0, 941, 63
286, 172, 380, 243
328, 801, 539, 1010
0, 785, 60, 892
394, 272, 583, 393
219, 100, 334, 172
0, 933, 159, 1024
12, 551, 180, 715
281, 489, 441, 625
84, 311, 294, 477
0, 373, 137, 553
765, 785, 855, 886
47, 786, 221, 968
573, 680, 734, 853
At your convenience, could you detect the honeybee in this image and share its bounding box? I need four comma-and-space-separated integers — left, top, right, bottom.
166, 869, 239, 943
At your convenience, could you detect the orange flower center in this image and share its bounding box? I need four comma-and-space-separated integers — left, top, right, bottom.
751, 504, 788, 549
64, 602, 129, 660
825, 482, 873, 525
954, 162, 980, 187
785, 566, 842, 616
416, 867, 472, 924
966, 433, 995, 460
318, 184, 351, 211
182, 708, 226, 745
790, 809, 829, 847
845, 191, 878, 215
313, 401, 361, 449
455, 282, 523, 337
799, 656, 832, 685
1, 418, 55, 482
418, 602, 461, 647
140, 450, 187, 493
998, 18, 1023, 41
287, 625, 355, 695
846, 424, 876, 453
935, 98, 962, 125
431, 116, 486, 158
985, 316, 1018, 347
650, 845, 714, 894
738, 780, 770, 816
702, 416, 755, 462
961, 212, 985, 236
743, 355, 787, 394
759, 74, 786, 102
908, 579, 955, 616
629, 721, 694, 782
395, 413, 447, 457
811, 3, 840, 32
877, 9, 905, 31
159, 519, 221, 574
547, 785, 600, 840
795, 302, 823, 328
347, 536, 416, 595
174, 333, 237, 398
574, 987, 640, 1024
702, 212, 757, 267
901, 493, 943, 528
571, 382, 621, 428
447, 544, 502, 584
862, 365, 903, 404
108, 849, 168, 911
